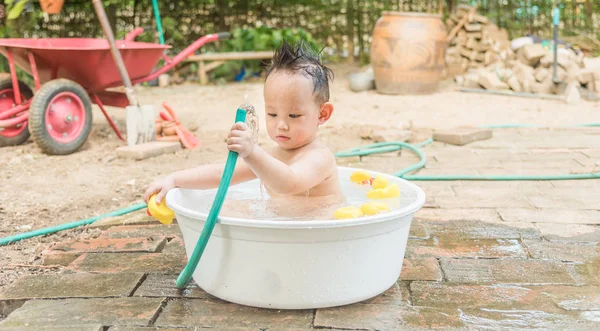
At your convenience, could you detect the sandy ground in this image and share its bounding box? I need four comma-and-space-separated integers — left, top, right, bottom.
1, 63, 599, 290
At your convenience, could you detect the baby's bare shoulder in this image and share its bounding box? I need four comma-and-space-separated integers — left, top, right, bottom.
297, 144, 336, 165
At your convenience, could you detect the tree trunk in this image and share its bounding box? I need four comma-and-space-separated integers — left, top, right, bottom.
108, 3, 118, 39
445, 0, 454, 14
217, 0, 227, 31
357, 0, 364, 60
585, 0, 593, 31
346, 0, 355, 63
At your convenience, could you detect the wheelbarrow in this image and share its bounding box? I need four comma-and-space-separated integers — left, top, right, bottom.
0, 29, 230, 155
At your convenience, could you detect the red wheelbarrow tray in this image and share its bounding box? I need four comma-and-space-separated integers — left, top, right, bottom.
0, 38, 170, 92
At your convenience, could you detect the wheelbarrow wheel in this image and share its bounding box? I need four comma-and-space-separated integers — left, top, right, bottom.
0, 79, 33, 147
29, 79, 93, 155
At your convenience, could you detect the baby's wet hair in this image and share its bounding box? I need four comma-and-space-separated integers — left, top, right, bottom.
264, 39, 334, 105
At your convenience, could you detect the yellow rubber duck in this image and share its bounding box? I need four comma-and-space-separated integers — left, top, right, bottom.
147, 194, 175, 224
334, 206, 363, 219
371, 175, 389, 189
361, 201, 390, 215
366, 182, 401, 199
350, 170, 372, 184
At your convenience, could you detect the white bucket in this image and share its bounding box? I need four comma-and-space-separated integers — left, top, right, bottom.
166, 167, 426, 309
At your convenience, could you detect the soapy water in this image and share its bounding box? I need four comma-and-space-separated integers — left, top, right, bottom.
184, 174, 419, 221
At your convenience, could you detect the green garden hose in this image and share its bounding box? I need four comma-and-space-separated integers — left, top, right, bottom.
0, 203, 146, 247
175, 107, 247, 289
335, 124, 600, 181
1, 122, 598, 248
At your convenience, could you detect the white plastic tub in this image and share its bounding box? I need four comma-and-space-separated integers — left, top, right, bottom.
166, 167, 426, 309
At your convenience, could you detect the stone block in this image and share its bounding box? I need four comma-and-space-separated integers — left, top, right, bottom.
457, 307, 595, 329
314, 304, 462, 330
361, 282, 410, 306
497, 208, 600, 224
0, 326, 103, 331
414, 208, 502, 223
464, 23, 482, 32
534, 67, 549, 82
536, 223, 600, 243
0, 298, 164, 327
109, 327, 194, 331
433, 127, 492, 146
564, 82, 581, 104
522, 43, 547, 65
116, 141, 181, 160
51, 237, 167, 253
472, 14, 488, 24
532, 77, 555, 94
539, 285, 600, 311
399, 257, 443, 281
407, 238, 526, 259
371, 129, 412, 143
440, 258, 578, 285
410, 282, 558, 311
133, 274, 209, 299
478, 72, 510, 90
522, 239, 599, 263
577, 69, 593, 84
41, 251, 81, 266
0, 273, 143, 300
68, 252, 186, 273
506, 75, 521, 91
539, 52, 554, 67
422, 220, 540, 240
154, 299, 312, 328
101, 224, 181, 240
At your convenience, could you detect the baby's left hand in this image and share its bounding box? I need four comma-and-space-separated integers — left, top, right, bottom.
227, 122, 255, 158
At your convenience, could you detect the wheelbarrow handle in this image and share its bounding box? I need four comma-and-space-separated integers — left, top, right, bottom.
123, 27, 145, 42
216, 32, 231, 40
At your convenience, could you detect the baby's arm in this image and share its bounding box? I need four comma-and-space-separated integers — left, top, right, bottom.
171, 159, 256, 189
144, 159, 256, 203
244, 146, 334, 195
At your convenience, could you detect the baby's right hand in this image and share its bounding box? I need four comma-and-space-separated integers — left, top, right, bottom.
143, 176, 176, 204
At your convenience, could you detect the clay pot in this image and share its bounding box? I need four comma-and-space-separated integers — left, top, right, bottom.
39, 0, 64, 14
370, 12, 447, 95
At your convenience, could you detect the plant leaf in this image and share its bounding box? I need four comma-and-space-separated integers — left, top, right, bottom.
8, 0, 28, 20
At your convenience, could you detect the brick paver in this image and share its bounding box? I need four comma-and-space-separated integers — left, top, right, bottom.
0, 298, 164, 327
406, 238, 527, 259
133, 274, 210, 299
440, 258, 579, 285
410, 282, 560, 311
399, 257, 443, 281
68, 252, 186, 273
536, 223, 600, 242
498, 208, 600, 224
522, 239, 600, 262
2, 128, 600, 329
154, 299, 313, 328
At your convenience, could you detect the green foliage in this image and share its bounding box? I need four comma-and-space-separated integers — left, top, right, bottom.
6, 0, 30, 20
210, 26, 321, 81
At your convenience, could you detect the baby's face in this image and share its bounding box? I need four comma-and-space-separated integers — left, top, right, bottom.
263, 70, 323, 150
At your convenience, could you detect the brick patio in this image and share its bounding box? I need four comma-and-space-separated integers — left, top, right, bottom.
1, 128, 600, 330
